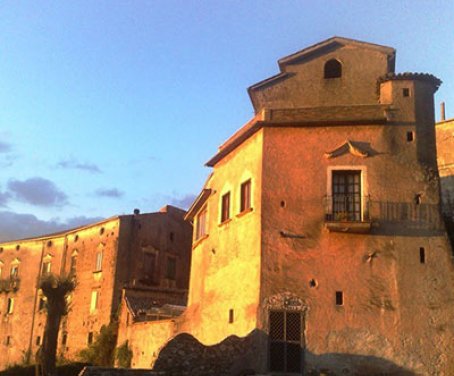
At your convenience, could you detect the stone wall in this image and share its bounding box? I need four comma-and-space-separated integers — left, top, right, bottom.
152, 331, 264, 376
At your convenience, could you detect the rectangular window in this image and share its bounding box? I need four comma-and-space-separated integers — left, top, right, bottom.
10, 265, 19, 279
90, 290, 99, 313
420, 247, 426, 264
7, 298, 14, 314
5, 336, 11, 346
406, 131, 414, 142
62, 333, 68, 345
403, 88, 410, 97
332, 171, 361, 221
95, 252, 103, 272
87, 332, 93, 345
166, 257, 177, 280
41, 262, 51, 276
335, 291, 344, 306
36, 336, 41, 346
195, 206, 207, 240
229, 309, 234, 324
221, 192, 231, 222
70, 256, 77, 275
143, 253, 156, 283
240, 180, 252, 212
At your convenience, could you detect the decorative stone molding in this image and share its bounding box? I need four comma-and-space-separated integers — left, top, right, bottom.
324, 140, 369, 159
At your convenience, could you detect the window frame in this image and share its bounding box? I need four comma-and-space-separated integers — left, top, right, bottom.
326, 166, 368, 222
95, 251, 103, 272
240, 179, 252, 213
220, 192, 231, 223
10, 265, 19, 279
90, 290, 99, 313
70, 255, 77, 275
143, 252, 157, 283
166, 256, 177, 281
195, 206, 208, 240
41, 261, 52, 276
7, 297, 14, 314
332, 170, 362, 221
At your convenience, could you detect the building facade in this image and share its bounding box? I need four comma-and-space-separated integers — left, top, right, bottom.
0, 205, 192, 369
436, 115, 454, 220
177, 37, 454, 375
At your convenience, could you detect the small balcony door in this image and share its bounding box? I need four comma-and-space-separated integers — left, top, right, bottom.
332, 170, 361, 221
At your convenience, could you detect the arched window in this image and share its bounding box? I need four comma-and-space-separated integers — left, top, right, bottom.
324, 59, 342, 79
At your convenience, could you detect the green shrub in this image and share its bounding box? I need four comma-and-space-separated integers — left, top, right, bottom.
116, 340, 133, 368
78, 322, 118, 366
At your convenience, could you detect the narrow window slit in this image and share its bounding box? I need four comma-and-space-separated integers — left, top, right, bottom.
335, 291, 343, 306
407, 131, 414, 142
420, 247, 426, 264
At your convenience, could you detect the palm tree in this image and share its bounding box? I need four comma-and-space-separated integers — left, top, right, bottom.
39, 274, 75, 376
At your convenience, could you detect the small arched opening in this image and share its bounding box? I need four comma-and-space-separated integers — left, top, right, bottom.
324, 59, 342, 79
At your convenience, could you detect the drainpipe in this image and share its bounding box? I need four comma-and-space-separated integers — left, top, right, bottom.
441, 102, 446, 121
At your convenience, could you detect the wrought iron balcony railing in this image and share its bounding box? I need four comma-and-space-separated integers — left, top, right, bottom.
324, 195, 371, 222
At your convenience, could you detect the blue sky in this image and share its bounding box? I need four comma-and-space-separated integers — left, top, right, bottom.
0, 1, 453, 241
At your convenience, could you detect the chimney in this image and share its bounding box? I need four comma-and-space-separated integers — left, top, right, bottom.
441, 102, 446, 121
133, 208, 140, 215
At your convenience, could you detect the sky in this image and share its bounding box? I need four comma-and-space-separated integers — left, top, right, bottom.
0, 1, 453, 241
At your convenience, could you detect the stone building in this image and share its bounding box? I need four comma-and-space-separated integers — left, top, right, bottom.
436, 109, 454, 220
158, 37, 454, 375
0, 205, 192, 369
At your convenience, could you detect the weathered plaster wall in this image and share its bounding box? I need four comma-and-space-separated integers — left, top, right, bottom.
118, 316, 176, 369
437, 119, 454, 219
0, 238, 53, 367
259, 119, 454, 374
59, 219, 121, 360
251, 44, 391, 111
179, 130, 263, 345
120, 207, 193, 293
0, 208, 192, 370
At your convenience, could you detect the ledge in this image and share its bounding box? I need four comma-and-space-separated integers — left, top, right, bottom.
192, 234, 209, 249
325, 221, 372, 234
236, 207, 253, 218
218, 218, 232, 227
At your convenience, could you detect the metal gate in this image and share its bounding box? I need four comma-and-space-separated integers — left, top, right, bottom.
269, 310, 303, 374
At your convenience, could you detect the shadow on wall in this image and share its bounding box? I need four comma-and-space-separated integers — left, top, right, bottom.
440, 175, 454, 217
151, 330, 415, 376
373, 201, 445, 236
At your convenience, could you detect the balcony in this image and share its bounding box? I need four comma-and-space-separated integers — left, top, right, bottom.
0, 278, 20, 293
324, 195, 372, 233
